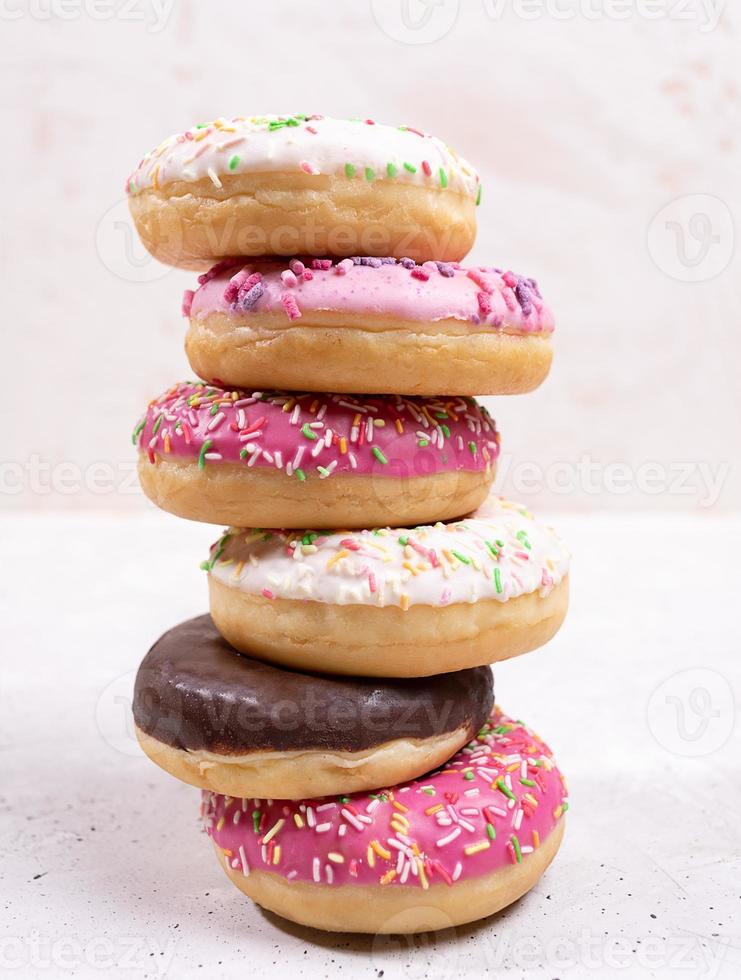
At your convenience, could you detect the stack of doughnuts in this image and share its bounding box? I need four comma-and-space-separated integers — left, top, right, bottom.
128, 114, 570, 935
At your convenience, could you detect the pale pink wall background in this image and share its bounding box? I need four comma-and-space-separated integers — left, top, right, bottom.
2, 0, 739, 513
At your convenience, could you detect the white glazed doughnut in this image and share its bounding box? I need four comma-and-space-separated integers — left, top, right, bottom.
207, 497, 570, 677
184, 257, 554, 395
127, 114, 480, 268
202, 706, 568, 933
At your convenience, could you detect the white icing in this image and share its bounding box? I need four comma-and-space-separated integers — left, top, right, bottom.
128, 115, 480, 201
209, 497, 570, 609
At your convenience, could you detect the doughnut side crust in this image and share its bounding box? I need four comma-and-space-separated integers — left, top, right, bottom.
208, 575, 569, 677
211, 819, 564, 933
186, 312, 553, 396
129, 173, 476, 269
135, 724, 476, 800
137, 454, 493, 529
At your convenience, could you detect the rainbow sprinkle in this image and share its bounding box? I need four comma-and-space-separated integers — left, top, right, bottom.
134, 383, 500, 485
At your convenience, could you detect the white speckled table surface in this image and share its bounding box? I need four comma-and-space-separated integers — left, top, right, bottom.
2, 512, 739, 979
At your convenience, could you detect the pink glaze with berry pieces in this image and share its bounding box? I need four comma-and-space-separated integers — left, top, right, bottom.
133, 383, 500, 480
202, 708, 568, 888
188, 257, 555, 335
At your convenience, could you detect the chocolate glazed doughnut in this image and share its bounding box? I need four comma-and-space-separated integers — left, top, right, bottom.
133, 615, 494, 799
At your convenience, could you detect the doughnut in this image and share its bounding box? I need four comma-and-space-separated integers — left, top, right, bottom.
126, 114, 480, 269
202, 707, 568, 934
133, 614, 494, 800
134, 382, 499, 529
207, 497, 570, 678
184, 257, 554, 396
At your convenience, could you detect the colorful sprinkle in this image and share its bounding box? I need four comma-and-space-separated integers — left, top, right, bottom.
197, 439, 213, 469
127, 115, 480, 201
189, 257, 553, 338
206, 497, 569, 611
136, 384, 502, 493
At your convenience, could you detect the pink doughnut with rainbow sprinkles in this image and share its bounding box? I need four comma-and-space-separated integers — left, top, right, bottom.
134, 382, 500, 528
202, 706, 568, 933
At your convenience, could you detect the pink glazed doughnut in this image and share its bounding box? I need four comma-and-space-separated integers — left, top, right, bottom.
134, 382, 500, 528
126, 114, 480, 268
202, 706, 568, 934
184, 257, 555, 395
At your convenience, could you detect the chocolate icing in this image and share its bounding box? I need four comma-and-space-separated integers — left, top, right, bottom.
133, 615, 494, 755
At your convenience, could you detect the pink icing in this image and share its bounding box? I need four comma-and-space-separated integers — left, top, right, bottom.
133, 383, 500, 480
189, 257, 555, 335
202, 708, 568, 888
